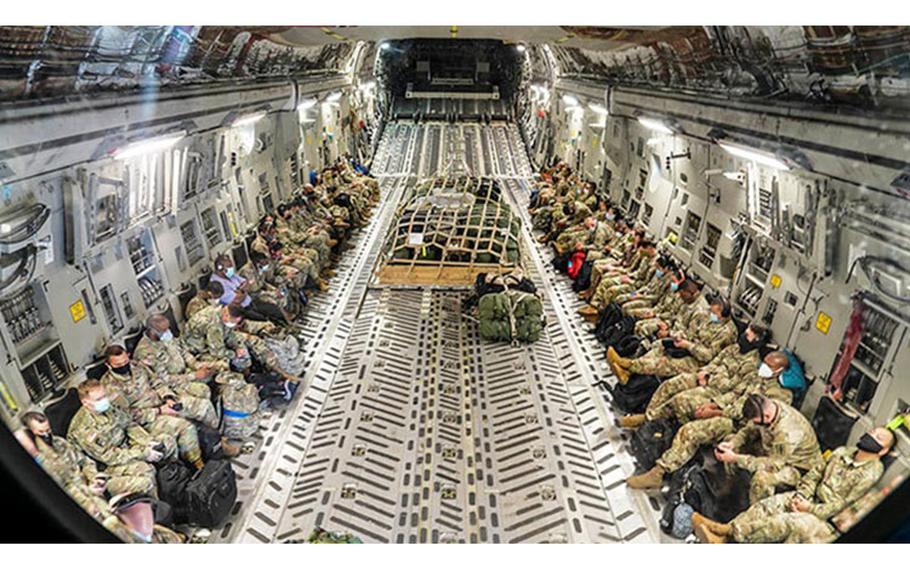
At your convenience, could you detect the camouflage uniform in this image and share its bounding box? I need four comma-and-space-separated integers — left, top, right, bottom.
615, 268, 668, 309
729, 402, 823, 502
184, 295, 211, 321
100, 365, 203, 466
67, 403, 160, 498
654, 375, 794, 473
626, 314, 737, 378
730, 446, 882, 543
33, 435, 127, 519
238, 262, 286, 308
218, 373, 261, 443
183, 304, 287, 377
631, 286, 685, 337
644, 343, 761, 421
591, 254, 656, 309
104, 352, 217, 430
583, 221, 615, 261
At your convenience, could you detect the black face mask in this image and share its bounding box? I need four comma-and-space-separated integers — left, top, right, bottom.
38, 433, 54, 447
110, 363, 131, 376
856, 433, 884, 454
737, 333, 764, 355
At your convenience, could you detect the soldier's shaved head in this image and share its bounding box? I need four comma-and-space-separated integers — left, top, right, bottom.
764, 350, 790, 371
77, 379, 104, 400
146, 314, 169, 332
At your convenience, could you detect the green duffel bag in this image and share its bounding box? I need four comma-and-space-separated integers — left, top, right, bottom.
306, 527, 363, 544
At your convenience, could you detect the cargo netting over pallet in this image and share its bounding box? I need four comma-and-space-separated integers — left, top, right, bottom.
377, 176, 522, 286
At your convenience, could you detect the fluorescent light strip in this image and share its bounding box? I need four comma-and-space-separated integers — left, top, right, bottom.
233, 111, 267, 128
588, 103, 608, 115
113, 131, 186, 159
717, 141, 790, 171
297, 98, 317, 110
637, 117, 673, 135
562, 94, 579, 106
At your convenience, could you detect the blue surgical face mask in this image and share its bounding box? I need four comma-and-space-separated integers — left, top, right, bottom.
159, 330, 174, 342
93, 397, 111, 413
606, 213, 615, 222
655, 269, 664, 279
259, 264, 270, 274
670, 282, 680, 292
225, 267, 236, 279
709, 312, 720, 324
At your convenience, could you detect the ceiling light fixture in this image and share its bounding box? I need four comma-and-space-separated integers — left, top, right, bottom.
297, 98, 317, 110
232, 111, 267, 129
637, 117, 674, 135
561, 94, 579, 107
112, 131, 187, 159
717, 140, 791, 171
326, 92, 342, 103
588, 103, 608, 115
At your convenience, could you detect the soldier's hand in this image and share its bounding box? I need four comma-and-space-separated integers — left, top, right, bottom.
159, 403, 179, 417
90, 476, 108, 496
697, 371, 709, 386
145, 446, 164, 463
195, 368, 213, 381
235, 347, 249, 358
643, 310, 654, 319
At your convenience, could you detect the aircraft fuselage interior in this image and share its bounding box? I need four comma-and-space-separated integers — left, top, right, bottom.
0, 25, 909, 544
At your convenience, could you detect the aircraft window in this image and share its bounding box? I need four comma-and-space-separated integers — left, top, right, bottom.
636, 137, 644, 158
628, 200, 641, 219
621, 190, 631, 208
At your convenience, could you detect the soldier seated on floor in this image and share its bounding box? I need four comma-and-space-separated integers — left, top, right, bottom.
67, 379, 167, 497
15, 411, 122, 522
694, 426, 894, 543
211, 254, 288, 325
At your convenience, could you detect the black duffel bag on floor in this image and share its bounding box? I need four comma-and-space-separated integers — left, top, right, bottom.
628, 417, 679, 471
612, 374, 660, 414
184, 459, 238, 527
156, 461, 195, 522
572, 260, 594, 292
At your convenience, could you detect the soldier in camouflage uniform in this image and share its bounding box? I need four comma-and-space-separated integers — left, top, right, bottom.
629, 275, 689, 337
620, 323, 768, 426
17, 411, 139, 520
609, 293, 736, 384
104, 340, 218, 431
612, 255, 675, 311
694, 427, 893, 543
67, 380, 166, 497
626, 352, 797, 490
584, 240, 658, 313
99, 346, 206, 469
184, 303, 299, 384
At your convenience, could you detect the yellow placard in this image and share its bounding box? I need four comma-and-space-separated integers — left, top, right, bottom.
816, 311, 832, 335
770, 274, 782, 289
69, 300, 86, 323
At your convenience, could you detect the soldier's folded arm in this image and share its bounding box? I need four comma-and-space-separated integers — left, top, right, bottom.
74, 431, 145, 467
76, 448, 100, 484
795, 452, 828, 500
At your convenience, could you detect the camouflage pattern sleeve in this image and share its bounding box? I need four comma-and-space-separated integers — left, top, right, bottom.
795, 450, 830, 500
69, 415, 146, 466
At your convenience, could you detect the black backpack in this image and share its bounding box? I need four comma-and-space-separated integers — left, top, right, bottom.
551, 252, 569, 273
196, 424, 225, 461
812, 395, 858, 452
183, 459, 238, 527
156, 461, 195, 522
598, 315, 636, 348
612, 374, 661, 414
614, 335, 642, 359
660, 458, 704, 536
572, 260, 594, 292
629, 417, 679, 471
682, 464, 751, 523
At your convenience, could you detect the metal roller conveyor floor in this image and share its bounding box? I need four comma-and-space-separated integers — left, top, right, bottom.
215, 122, 661, 543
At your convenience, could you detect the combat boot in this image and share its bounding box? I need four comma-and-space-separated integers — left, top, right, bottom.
220, 438, 242, 458
577, 305, 599, 318
612, 363, 631, 385
695, 524, 728, 544
626, 464, 665, 490
618, 414, 646, 428
318, 278, 330, 292
691, 513, 731, 536
607, 346, 631, 368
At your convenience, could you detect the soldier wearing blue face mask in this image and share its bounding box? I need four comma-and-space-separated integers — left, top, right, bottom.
133, 315, 222, 433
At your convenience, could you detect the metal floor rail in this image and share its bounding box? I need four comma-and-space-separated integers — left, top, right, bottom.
214, 122, 660, 543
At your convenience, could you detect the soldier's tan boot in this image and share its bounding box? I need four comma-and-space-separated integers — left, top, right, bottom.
618, 414, 646, 428
318, 278, 330, 292
577, 305, 598, 317
607, 346, 631, 368
691, 512, 731, 536
323, 268, 337, 278
626, 465, 666, 490
695, 524, 728, 544
612, 363, 631, 385
220, 437, 242, 458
